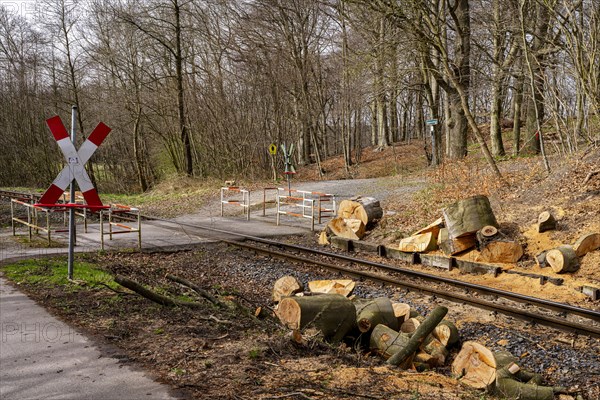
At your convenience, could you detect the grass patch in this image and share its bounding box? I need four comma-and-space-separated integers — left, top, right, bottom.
2, 258, 118, 291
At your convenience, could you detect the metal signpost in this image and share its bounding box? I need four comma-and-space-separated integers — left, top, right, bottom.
426, 119, 439, 165
35, 108, 111, 280
280, 143, 296, 196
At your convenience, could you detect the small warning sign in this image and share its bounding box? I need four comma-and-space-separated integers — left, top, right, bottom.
268, 143, 277, 155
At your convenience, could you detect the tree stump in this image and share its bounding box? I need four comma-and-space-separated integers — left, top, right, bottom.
573, 232, 600, 257
327, 217, 365, 240
443, 195, 499, 239
537, 211, 557, 233
476, 225, 499, 248
355, 297, 398, 333
546, 245, 580, 273
451, 341, 497, 389
276, 294, 356, 343
398, 232, 437, 253
338, 197, 383, 227
370, 324, 410, 360
272, 276, 303, 303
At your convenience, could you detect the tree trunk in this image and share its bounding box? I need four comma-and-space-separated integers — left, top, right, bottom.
573, 233, 600, 257
398, 232, 438, 253
275, 294, 356, 343
443, 195, 499, 239
327, 217, 365, 240
477, 241, 524, 263
272, 276, 304, 303
370, 324, 410, 359
432, 320, 459, 347
387, 306, 448, 368
537, 211, 556, 233
546, 245, 580, 273
355, 297, 398, 333
337, 197, 383, 227
452, 341, 497, 389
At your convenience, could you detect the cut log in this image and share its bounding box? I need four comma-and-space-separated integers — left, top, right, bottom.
476, 225, 499, 249
272, 276, 303, 303
308, 279, 355, 297
451, 341, 497, 390
327, 217, 365, 240
413, 217, 444, 237
538, 211, 557, 233
421, 336, 449, 366
572, 232, 600, 257
391, 303, 412, 325
438, 228, 449, 244
275, 294, 356, 343
476, 241, 524, 263
398, 232, 437, 253
318, 230, 330, 246
369, 324, 410, 359
440, 234, 477, 256
432, 320, 459, 347
337, 197, 383, 227
443, 195, 499, 239
355, 297, 398, 333
495, 364, 556, 400
400, 317, 423, 334
546, 245, 580, 274
387, 306, 448, 368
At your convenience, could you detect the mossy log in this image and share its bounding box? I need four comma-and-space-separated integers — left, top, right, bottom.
443, 195, 499, 239
537, 211, 557, 233
338, 197, 383, 227
370, 324, 410, 359
275, 294, 356, 343
572, 232, 600, 257
398, 232, 438, 253
272, 276, 303, 303
387, 306, 448, 368
546, 245, 580, 273
495, 364, 557, 400
114, 275, 203, 309
355, 297, 398, 333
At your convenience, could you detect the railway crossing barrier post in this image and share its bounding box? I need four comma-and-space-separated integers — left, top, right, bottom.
220, 187, 251, 220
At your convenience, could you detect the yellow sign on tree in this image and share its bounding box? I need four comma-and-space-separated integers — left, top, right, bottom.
268, 143, 277, 155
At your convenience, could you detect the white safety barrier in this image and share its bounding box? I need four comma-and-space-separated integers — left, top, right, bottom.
100, 204, 141, 250
275, 188, 337, 231
220, 187, 251, 220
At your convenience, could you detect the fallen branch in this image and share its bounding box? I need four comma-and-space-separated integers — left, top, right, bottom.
583, 170, 600, 185
165, 273, 225, 307
114, 275, 203, 309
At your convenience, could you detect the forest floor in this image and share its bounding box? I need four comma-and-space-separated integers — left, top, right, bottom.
1, 138, 600, 399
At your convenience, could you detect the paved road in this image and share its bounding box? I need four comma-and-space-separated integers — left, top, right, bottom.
0, 277, 180, 400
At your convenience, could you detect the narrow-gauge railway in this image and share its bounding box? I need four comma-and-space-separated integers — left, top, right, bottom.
1, 189, 599, 339
146, 218, 600, 339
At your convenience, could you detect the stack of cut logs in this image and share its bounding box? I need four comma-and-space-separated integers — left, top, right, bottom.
272, 275, 458, 370
321, 196, 383, 243
535, 211, 600, 274
398, 195, 525, 263
272, 276, 564, 400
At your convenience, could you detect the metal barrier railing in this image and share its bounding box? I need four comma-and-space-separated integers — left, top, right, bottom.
262, 187, 278, 216
276, 192, 316, 231
10, 199, 87, 245
275, 188, 336, 228
220, 187, 250, 220
99, 204, 141, 250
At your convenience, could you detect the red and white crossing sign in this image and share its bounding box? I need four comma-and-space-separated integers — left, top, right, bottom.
37, 115, 111, 207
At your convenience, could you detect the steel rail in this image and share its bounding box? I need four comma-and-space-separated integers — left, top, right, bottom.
147, 218, 600, 337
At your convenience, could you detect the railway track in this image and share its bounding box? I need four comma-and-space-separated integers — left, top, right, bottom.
148, 218, 600, 339
2, 189, 599, 338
